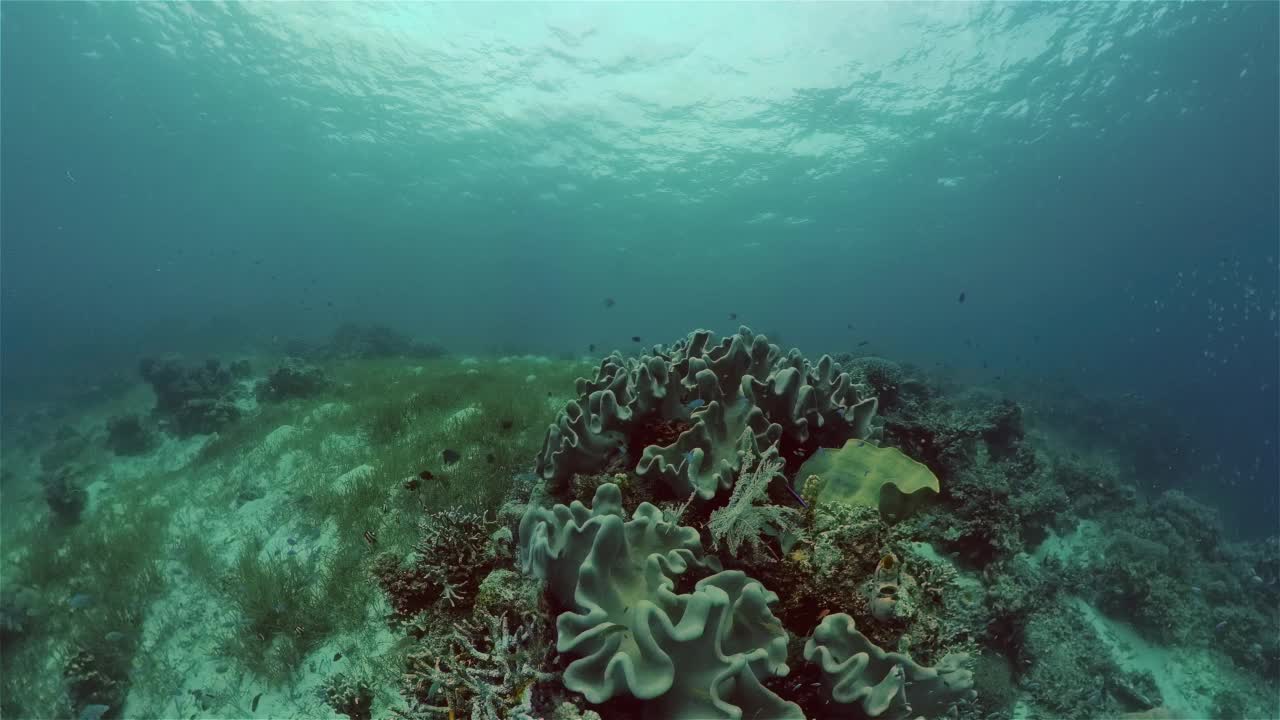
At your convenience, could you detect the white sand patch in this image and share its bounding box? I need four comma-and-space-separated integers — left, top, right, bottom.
1072, 597, 1208, 717
333, 464, 376, 494
262, 425, 298, 454
1032, 519, 1102, 565
304, 402, 350, 425
443, 406, 482, 431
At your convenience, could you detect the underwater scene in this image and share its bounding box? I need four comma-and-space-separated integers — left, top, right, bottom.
1, 3, 1277, 720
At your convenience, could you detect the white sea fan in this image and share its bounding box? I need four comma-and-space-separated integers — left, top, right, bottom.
708, 447, 801, 559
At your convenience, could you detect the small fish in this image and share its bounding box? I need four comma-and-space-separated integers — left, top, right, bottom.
857, 340, 870, 347
958, 291, 966, 303
603, 297, 616, 308
441, 448, 460, 464
363, 530, 378, 546
105, 631, 125, 643
251, 693, 263, 713
287, 549, 297, 556
631, 336, 642, 343
418, 470, 434, 481
499, 418, 514, 430
486, 453, 496, 464
588, 343, 596, 352
69, 593, 94, 609
1215, 620, 1228, 632
402, 477, 420, 491
1190, 586, 1202, 594
686, 399, 706, 411
333, 652, 343, 662
78, 705, 110, 720
287, 537, 297, 545
1250, 575, 1263, 585
729, 312, 737, 320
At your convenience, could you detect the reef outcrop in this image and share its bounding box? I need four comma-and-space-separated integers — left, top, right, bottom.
536, 327, 878, 500
518, 483, 803, 719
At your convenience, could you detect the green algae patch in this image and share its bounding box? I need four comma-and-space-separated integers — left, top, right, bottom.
795, 440, 940, 521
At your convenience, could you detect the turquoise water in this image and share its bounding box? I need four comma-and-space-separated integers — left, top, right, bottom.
1, 4, 1277, 719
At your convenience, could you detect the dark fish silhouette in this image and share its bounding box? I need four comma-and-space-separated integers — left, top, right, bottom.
857, 340, 870, 347
631, 336, 642, 343
441, 449, 461, 464
588, 343, 596, 352
418, 470, 434, 481
603, 297, 616, 308
486, 453, 496, 464
251, 693, 263, 713
958, 291, 966, 304
333, 652, 343, 661
729, 312, 738, 320
499, 419, 514, 430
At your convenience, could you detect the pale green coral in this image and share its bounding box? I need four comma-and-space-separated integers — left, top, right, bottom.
536, 327, 878, 500
518, 483, 803, 720
795, 440, 940, 520
803, 613, 975, 719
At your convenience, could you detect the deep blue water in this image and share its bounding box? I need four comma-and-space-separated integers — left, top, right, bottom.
2, 3, 1276, 532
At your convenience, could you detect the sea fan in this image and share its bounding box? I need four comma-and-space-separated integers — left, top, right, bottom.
708, 447, 801, 559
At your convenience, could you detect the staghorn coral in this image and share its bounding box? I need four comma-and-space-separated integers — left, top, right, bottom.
803, 612, 975, 720
518, 482, 803, 719
375, 508, 506, 620
322, 673, 374, 720
400, 608, 556, 720
536, 326, 878, 500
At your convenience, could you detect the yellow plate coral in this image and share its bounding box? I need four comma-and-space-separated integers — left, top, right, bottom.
794, 440, 940, 520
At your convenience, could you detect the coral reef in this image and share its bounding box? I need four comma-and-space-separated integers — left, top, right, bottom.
43, 465, 88, 524
104, 414, 157, 456
64, 647, 129, 720
325, 322, 447, 360
138, 355, 242, 437
322, 672, 374, 720
1018, 599, 1162, 718
374, 507, 508, 621
255, 357, 330, 403
803, 612, 975, 719
536, 327, 878, 500
518, 483, 802, 719
400, 608, 556, 720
